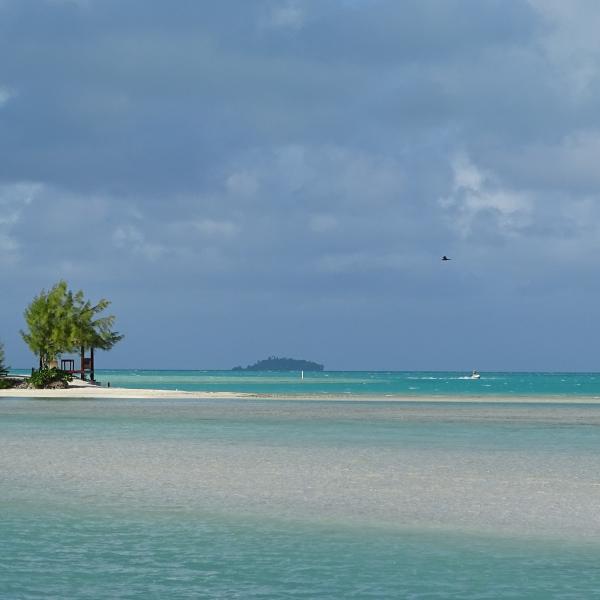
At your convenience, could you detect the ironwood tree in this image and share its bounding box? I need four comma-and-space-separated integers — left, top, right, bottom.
21, 281, 123, 370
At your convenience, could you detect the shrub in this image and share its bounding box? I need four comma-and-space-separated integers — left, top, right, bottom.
29, 368, 73, 389
0, 341, 8, 377
0, 378, 14, 389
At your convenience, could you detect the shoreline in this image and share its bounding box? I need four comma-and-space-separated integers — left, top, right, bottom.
0, 388, 249, 399
3, 374, 600, 402
2, 381, 600, 403
0, 378, 250, 399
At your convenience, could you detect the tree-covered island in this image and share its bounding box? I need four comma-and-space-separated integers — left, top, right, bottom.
233, 356, 324, 372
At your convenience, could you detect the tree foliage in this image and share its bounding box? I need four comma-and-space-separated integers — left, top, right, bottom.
71, 293, 124, 352
21, 281, 123, 367
21, 281, 73, 368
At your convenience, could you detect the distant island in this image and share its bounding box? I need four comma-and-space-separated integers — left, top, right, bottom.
232, 356, 324, 372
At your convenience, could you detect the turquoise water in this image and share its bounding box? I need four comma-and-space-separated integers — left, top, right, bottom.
2, 398, 600, 598
3, 508, 599, 598
13, 369, 600, 397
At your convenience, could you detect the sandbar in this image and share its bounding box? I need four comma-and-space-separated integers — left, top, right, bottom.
0, 378, 247, 399
1, 378, 600, 403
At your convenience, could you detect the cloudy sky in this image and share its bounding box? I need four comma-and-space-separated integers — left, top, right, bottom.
2, 0, 600, 371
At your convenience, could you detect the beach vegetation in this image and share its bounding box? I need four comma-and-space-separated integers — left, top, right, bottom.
0, 340, 8, 377
0, 344, 18, 388
71, 292, 124, 353
21, 281, 123, 370
28, 367, 73, 389
21, 281, 74, 369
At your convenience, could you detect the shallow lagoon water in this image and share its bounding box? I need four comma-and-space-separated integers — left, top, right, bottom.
2, 397, 600, 598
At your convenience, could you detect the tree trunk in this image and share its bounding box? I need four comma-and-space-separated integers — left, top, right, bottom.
80, 345, 85, 380
90, 346, 95, 382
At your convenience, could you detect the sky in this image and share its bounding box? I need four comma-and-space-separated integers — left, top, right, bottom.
2, 0, 600, 371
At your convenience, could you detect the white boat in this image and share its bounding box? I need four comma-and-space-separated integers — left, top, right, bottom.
469, 370, 481, 379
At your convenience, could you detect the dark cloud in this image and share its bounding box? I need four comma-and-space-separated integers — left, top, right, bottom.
1, 0, 600, 370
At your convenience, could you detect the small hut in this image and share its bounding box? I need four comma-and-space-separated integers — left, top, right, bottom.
60, 347, 96, 381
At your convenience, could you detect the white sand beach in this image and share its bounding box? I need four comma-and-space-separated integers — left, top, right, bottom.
0, 378, 245, 399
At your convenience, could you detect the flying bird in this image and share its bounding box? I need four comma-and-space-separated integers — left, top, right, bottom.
441, 256, 451, 261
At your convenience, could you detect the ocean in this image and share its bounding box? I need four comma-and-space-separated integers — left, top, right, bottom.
3, 373, 600, 597
41, 368, 600, 397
